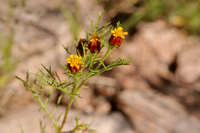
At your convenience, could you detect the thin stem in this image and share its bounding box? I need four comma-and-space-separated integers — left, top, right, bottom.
35, 95, 59, 129
102, 46, 111, 61
89, 52, 98, 70
58, 95, 74, 133
96, 46, 112, 69
58, 79, 87, 133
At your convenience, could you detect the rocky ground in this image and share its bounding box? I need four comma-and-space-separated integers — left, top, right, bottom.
0, 0, 200, 133
0, 104, 134, 133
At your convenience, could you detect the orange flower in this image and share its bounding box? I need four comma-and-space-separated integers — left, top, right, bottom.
76, 39, 88, 56
67, 55, 82, 73
109, 27, 128, 47
88, 33, 101, 53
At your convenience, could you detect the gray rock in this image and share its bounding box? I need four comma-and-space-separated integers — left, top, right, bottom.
0, 104, 135, 133
118, 89, 200, 133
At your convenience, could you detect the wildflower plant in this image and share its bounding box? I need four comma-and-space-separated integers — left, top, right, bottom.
17, 15, 129, 133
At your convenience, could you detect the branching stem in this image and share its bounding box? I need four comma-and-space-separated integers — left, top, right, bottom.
96, 46, 112, 69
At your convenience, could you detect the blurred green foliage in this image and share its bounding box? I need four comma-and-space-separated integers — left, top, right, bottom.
55, 0, 80, 40
0, 0, 17, 112
100, 0, 200, 35
0, 34, 14, 89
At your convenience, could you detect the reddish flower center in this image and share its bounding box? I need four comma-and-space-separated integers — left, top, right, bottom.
109, 35, 123, 47
88, 40, 101, 53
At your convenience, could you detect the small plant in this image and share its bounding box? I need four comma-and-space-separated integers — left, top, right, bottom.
17, 15, 129, 133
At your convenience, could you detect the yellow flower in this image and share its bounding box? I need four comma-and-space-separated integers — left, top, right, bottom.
67, 55, 82, 72
111, 27, 128, 39
109, 27, 128, 47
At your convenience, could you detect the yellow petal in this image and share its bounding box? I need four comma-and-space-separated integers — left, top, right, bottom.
118, 27, 123, 31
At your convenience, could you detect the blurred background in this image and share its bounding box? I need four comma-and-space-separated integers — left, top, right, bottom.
0, 0, 200, 133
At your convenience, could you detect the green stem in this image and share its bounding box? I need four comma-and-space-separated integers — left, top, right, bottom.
96, 46, 112, 69
35, 95, 59, 129
57, 79, 87, 133
89, 52, 98, 70
58, 95, 74, 133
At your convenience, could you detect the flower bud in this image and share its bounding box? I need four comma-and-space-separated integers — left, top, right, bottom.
88, 33, 101, 53
76, 39, 88, 56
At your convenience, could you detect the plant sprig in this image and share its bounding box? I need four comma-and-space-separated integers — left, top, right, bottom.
17, 14, 129, 133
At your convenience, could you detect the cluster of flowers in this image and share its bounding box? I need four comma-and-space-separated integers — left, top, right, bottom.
67, 26, 128, 73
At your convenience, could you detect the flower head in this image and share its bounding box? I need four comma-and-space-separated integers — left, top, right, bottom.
88, 33, 101, 53
109, 27, 128, 47
67, 55, 82, 73
76, 38, 88, 56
